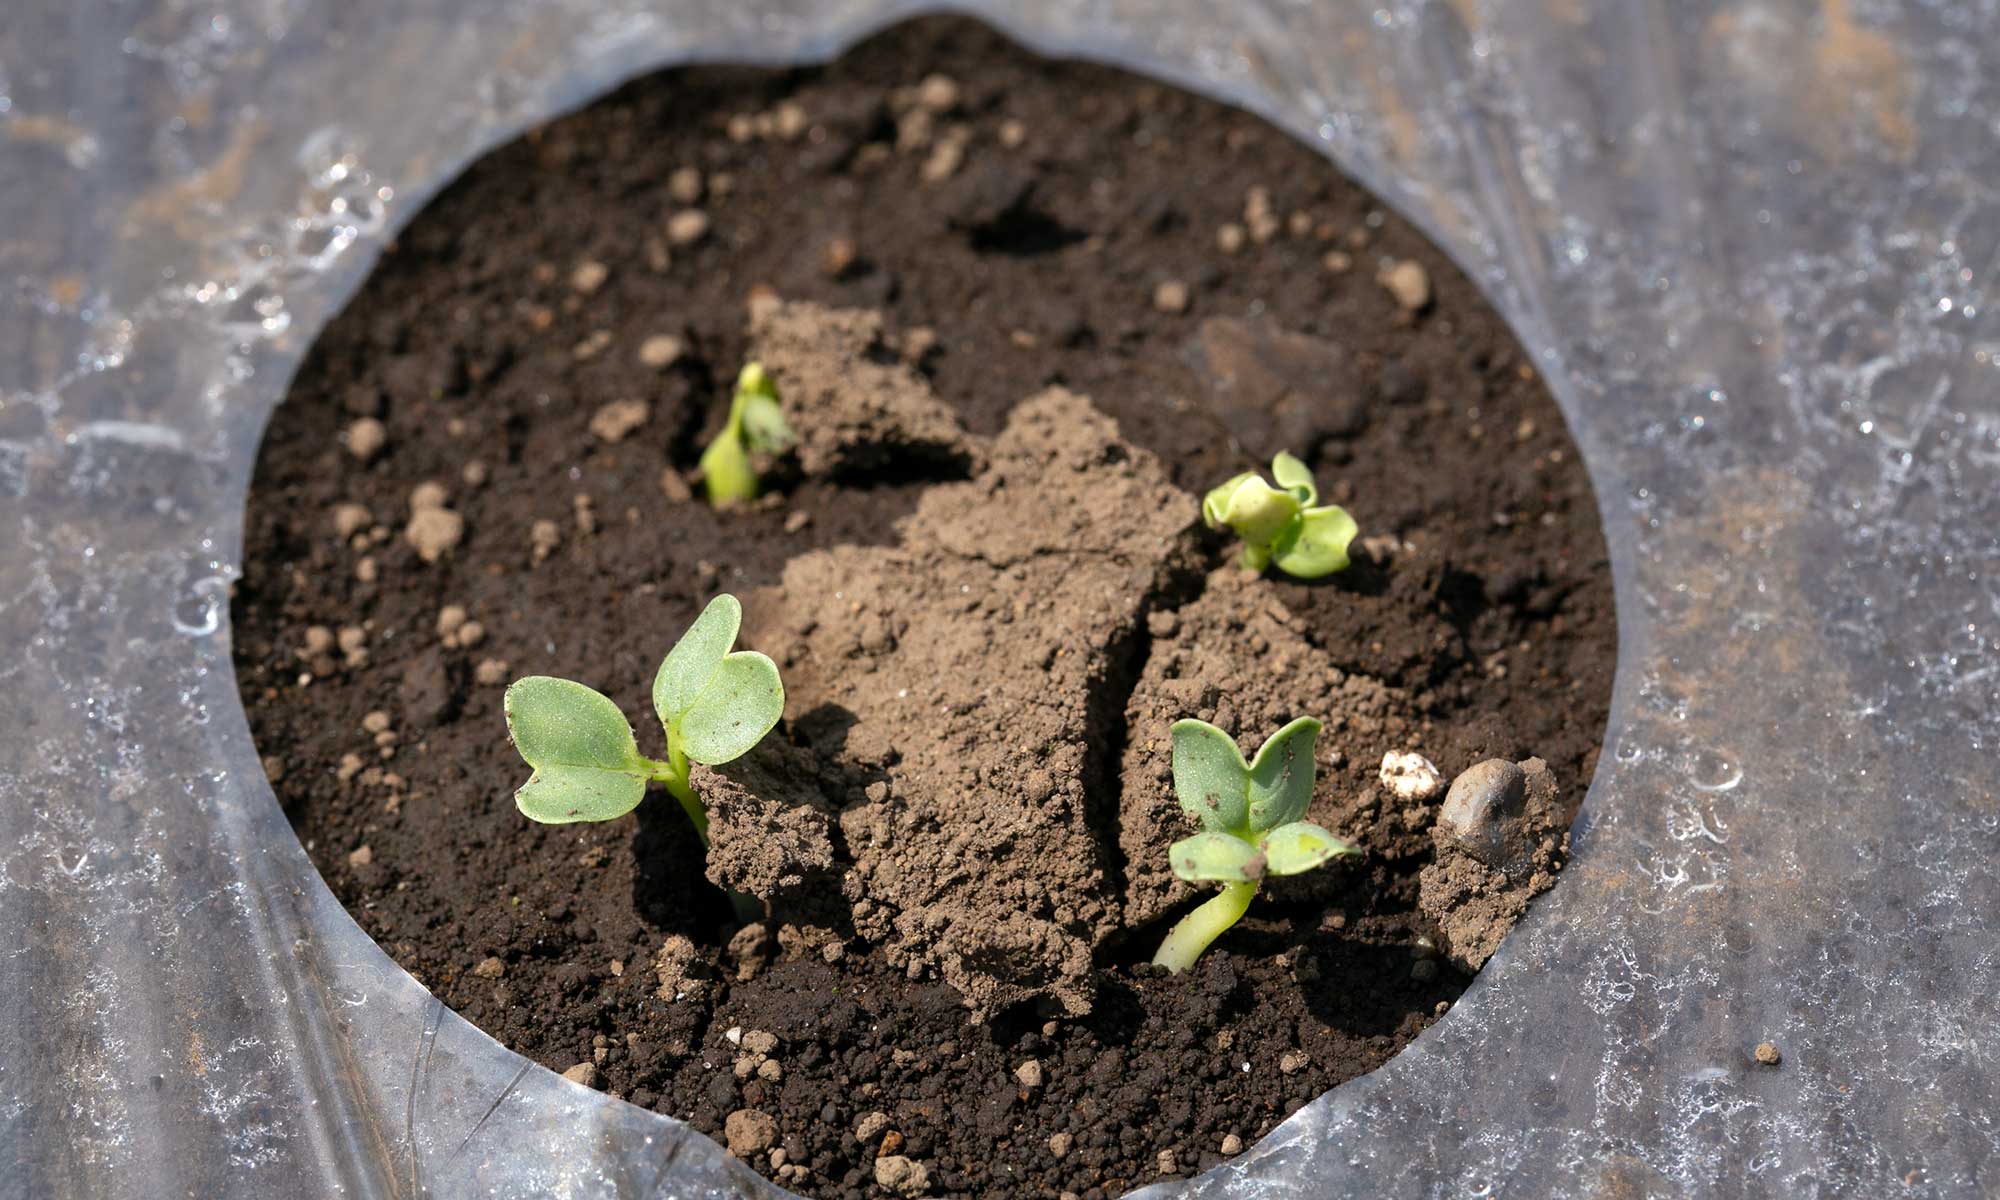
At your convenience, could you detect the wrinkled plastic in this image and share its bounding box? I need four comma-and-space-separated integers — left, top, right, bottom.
3, 2, 1996, 1196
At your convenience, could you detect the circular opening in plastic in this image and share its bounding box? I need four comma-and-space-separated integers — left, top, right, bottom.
230, 15, 1617, 1196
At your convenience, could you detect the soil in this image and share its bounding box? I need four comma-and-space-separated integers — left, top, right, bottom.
230, 16, 1617, 1200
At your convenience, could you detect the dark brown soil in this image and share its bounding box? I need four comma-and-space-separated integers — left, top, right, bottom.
231, 16, 1616, 1200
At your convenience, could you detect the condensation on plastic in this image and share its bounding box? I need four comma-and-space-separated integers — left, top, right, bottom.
2, 0, 1996, 1196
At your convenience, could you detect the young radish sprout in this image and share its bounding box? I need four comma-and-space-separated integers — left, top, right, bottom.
503, 594, 783, 838
700, 362, 797, 506
1202, 452, 1358, 578
1153, 715, 1357, 973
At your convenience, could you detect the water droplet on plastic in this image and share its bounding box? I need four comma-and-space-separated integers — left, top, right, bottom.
1687, 748, 1742, 792
172, 575, 231, 636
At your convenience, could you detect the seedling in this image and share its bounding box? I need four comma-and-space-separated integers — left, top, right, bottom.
1202, 452, 1358, 578
700, 362, 796, 505
503, 594, 783, 837
1152, 716, 1356, 973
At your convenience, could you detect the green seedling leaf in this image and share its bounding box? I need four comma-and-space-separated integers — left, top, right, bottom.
1171, 718, 1251, 833
1270, 452, 1317, 505
700, 362, 793, 505
1259, 820, 1355, 876
699, 423, 756, 506
735, 364, 796, 455
1217, 476, 1300, 547
501, 591, 785, 847
675, 651, 785, 764
1272, 506, 1358, 579
1246, 716, 1321, 832
1200, 452, 1358, 579
1169, 831, 1266, 882
515, 764, 647, 824
654, 594, 742, 725
654, 593, 784, 766
1201, 472, 1255, 529
1153, 711, 1355, 973
505, 677, 650, 823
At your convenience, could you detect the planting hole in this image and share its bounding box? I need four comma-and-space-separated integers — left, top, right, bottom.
232, 16, 1617, 1198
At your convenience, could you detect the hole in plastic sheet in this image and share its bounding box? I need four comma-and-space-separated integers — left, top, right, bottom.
225, 14, 1623, 1196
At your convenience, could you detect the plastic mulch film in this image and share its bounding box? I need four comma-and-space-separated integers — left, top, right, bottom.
2, 2, 1996, 1196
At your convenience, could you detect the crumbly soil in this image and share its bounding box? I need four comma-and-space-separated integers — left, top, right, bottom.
231, 17, 1615, 1200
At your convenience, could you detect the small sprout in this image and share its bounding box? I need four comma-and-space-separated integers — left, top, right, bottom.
700, 362, 797, 506
1151, 716, 1356, 973
504, 594, 783, 837
1201, 452, 1358, 578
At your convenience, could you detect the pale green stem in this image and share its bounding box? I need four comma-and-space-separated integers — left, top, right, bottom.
1152, 880, 1258, 973
657, 744, 708, 840
647, 745, 761, 924
1239, 543, 1272, 572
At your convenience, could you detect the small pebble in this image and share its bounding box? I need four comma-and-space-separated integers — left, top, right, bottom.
783, 511, 811, 533
409, 480, 448, 512
472, 957, 505, 979
1221, 1133, 1244, 1156
1014, 1059, 1044, 1089
666, 209, 710, 246
362, 710, 391, 734
724, 1109, 777, 1156
344, 418, 387, 462
896, 108, 933, 152
1152, 280, 1190, 314
1322, 249, 1354, 274
772, 100, 808, 140
354, 557, 378, 584
1047, 1131, 1072, 1158
461, 461, 489, 487
659, 467, 694, 503
588, 399, 650, 443
915, 73, 960, 112
1378, 259, 1432, 311
1244, 186, 1280, 242
569, 260, 608, 294
1379, 750, 1443, 801
921, 136, 965, 183
998, 118, 1027, 148
1279, 1050, 1309, 1075
873, 1156, 929, 1197
530, 519, 562, 565
346, 845, 373, 868
668, 167, 704, 204
1437, 759, 1528, 868
332, 503, 373, 539
1755, 1042, 1782, 1066
821, 237, 857, 277
436, 605, 468, 639
404, 507, 464, 563
854, 1111, 890, 1142
638, 334, 684, 368
1157, 1148, 1178, 1175
1216, 223, 1247, 254
474, 658, 509, 686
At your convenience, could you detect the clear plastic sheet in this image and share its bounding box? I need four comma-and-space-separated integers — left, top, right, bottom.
3, 1, 1996, 1196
